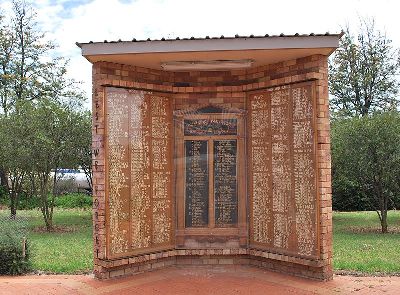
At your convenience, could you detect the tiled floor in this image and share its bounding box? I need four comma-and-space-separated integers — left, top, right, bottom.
0, 266, 399, 295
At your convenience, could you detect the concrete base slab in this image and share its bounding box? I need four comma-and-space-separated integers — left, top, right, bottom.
0, 265, 399, 295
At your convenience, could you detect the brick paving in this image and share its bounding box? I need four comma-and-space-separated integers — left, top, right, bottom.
0, 266, 399, 295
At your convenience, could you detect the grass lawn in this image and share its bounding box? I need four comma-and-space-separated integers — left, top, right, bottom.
333, 210, 400, 274
1, 209, 399, 274
0, 208, 92, 274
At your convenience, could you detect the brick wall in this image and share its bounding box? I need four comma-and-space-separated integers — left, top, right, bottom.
91, 54, 333, 281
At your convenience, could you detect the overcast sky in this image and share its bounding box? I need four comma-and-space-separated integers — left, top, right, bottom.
1, 0, 400, 107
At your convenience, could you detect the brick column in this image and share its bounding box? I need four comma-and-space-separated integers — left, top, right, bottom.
92, 63, 107, 278
315, 56, 333, 280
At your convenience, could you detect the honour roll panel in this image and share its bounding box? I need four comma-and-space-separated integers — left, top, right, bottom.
248, 81, 319, 258
185, 140, 209, 228
105, 87, 174, 259
184, 139, 238, 229
214, 140, 238, 228
176, 112, 246, 248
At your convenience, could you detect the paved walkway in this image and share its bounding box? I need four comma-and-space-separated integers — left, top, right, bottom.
0, 266, 399, 295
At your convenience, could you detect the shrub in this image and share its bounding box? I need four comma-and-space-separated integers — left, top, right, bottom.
0, 232, 31, 275
17, 192, 41, 210
0, 216, 31, 275
0, 191, 41, 210
54, 193, 92, 209
0, 186, 7, 207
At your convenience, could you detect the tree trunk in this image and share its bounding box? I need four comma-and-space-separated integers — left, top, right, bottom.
10, 192, 17, 220
8, 173, 24, 219
41, 204, 53, 231
380, 195, 389, 233
9, 183, 18, 219
82, 167, 92, 193
39, 174, 53, 232
380, 211, 388, 233
52, 167, 58, 196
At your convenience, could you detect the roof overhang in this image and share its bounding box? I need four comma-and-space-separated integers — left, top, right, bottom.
77, 34, 342, 71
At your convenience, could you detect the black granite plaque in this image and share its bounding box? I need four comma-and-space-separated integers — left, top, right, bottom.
185, 140, 209, 227
184, 119, 237, 136
214, 140, 238, 227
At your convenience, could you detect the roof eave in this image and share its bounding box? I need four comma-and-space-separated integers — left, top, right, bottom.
77, 35, 342, 57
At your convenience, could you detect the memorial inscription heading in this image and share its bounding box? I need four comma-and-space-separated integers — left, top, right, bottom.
106, 88, 173, 258
249, 82, 318, 258
184, 119, 237, 136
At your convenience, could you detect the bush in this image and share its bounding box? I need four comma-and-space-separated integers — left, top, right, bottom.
0, 192, 92, 210
331, 111, 400, 213
0, 191, 41, 210
0, 186, 7, 207
332, 176, 372, 211
54, 193, 92, 209
0, 215, 31, 275
0, 232, 31, 275
17, 192, 41, 210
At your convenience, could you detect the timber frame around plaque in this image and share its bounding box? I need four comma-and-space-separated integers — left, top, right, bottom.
78, 33, 341, 281
174, 106, 247, 249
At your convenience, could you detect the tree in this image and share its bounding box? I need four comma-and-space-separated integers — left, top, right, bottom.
0, 106, 33, 219
74, 111, 93, 192
0, 8, 15, 191
0, 96, 89, 228
331, 112, 400, 233
30, 100, 80, 230
0, 1, 59, 114
0, 0, 87, 223
329, 19, 400, 118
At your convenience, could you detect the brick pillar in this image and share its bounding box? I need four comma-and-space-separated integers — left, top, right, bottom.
92, 63, 108, 278
315, 56, 333, 280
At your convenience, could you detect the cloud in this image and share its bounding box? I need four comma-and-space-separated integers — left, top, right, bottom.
1, 0, 400, 109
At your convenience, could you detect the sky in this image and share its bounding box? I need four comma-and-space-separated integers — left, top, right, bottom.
1, 0, 400, 108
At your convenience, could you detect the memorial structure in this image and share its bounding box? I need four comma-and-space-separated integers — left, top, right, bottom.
77, 33, 341, 280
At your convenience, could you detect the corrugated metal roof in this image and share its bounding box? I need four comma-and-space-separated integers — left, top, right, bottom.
76, 32, 344, 48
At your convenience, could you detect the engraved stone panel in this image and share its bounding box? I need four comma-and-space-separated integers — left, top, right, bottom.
249, 82, 318, 258
107, 91, 130, 255
250, 94, 272, 244
214, 140, 238, 227
292, 86, 317, 256
151, 96, 172, 245
270, 88, 291, 250
130, 91, 151, 249
106, 88, 173, 258
185, 140, 209, 227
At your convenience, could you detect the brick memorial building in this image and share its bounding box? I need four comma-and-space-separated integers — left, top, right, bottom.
77, 33, 341, 280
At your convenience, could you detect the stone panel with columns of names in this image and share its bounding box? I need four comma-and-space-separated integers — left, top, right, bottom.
185, 140, 209, 228
214, 140, 238, 227
106, 87, 174, 259
248, 81, 319, 258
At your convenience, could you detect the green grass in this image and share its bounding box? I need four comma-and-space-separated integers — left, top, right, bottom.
0, 209, 92, 274
333, 210, 400, 274
1, 209, 399, 274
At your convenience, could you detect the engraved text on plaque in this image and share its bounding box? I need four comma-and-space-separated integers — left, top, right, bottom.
185, 140, 209, 227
